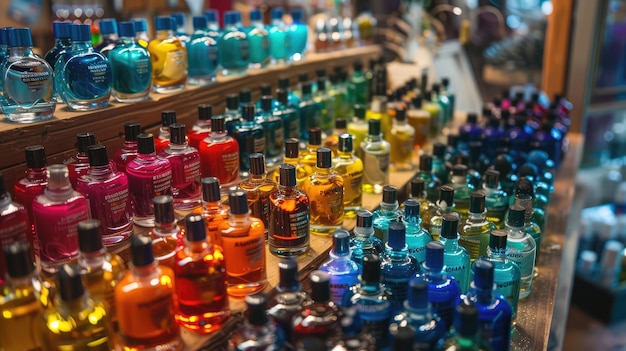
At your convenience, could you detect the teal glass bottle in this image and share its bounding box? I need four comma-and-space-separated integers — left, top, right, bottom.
402, 199, 432, 265
381, 222, 420, 310
482, 169, 509, 229
288, 8, 308, 62
319, 230, 360, 305
204, 10, 221, 40
348, 60, 369, 106
275, 88, 300, 140
132, 18, 150, 47
269, 7, 290, 65
218, 11, 249, 76
187, 16, 218, 85
440, 213, 470, 292
108, 21, 152, 103
415, 154, 442, 203
432, 142, 450, 186
436, 303, 492, 350
246, 9, 270, 69
505, 205, 536, 300
233, 104, 265, 178
315, 77, 335, 136
298, 82, 322, 141
372, 185, 402, 244
45, 21, 72, 70
55, 24, 112, 111
256, 95, 284, 166
350, 209, 384, 268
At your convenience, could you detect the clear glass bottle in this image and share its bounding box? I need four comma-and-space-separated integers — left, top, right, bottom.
188, 104, 212, 150
372, 185, 401, 243
234, 104, 266, 179
513, 177, 546, 235
238, 153, 278, 236
436, 302, 492, 350
187, 15, 218, 85
440, 213, 470, 292
218, 11, 249, 76
319, 229, 360, 305
381, 222, 420, 310
175, 214, 229, 333
269, 164, 310, 258
94, 18, 119, 55
350, 209, 384, 268
195, 177, 229, 246
348, 105, 369, 159
146, 195, 183, 269
268, 260, 308, 342
275, 88, 300, 140
219, 190, 267, 297
109, 21, 152, 102
115, 236, 180, 351
113, 122, 141, 173
459, 192, 497, 262
298, 82, 322, 142
126, 133, 173, 227
389, 107, 416, 171
482, 169, 509, 229
361, 119, 390, 194
148, 16, 187, 93
505, 205, 536, 299
448, 165, 474, 221
333, 133, 363, 218
304, 148, 345, 236
198, 115, 240, 189
2, 28, 55, 122
288, 8, 308, 62
231, 293, 285, 350
246, 9, 270, 69
257, 95, 284, 166
403, 199, 432, 265
54, 24, 111, 111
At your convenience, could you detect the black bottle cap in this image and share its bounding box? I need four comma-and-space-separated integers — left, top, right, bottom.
316, 67, 326, 78
249, 153, 266, 175
353, 60, 363, 72
77, 219, 104, 253
494, 154, 514, 175
338, 133, 353, 153
276, 89, 289, 105
87, 144, 109, 167
226, 94, 239, 110
211, 116, 226, 133
452, 164, 468, 176
130, 235, 155, 267
361, 254, 381, 283
390, 324, 415, 351
356, 210, 373, 228
278, 164, 297, 187
395, 108, 406, 122
424, 241, 444, 271
153, 195, 175, 225
484, 169, 500, 188
447, 134, 458, 148
469, 192, 485, 213
316, 148, 332, 168
4, 241, 34, 278
57, 264, 85, 301
317, 78, 326, 91
309, 128, 322, 146
201, 177, 221, 202
367, 119, 381, 135
514, 178, 535, 197
278, 259, 300, 291
454, 152, 469, 167
169, 123, 186, 145
441, 213, 459, 239
432, 142, 445, 158
229, 190, 249, 215
508, 205, 525, 227
278, 76, 290, 89
310, 270, 331, 302
137, 133, 155, 154
412, 96, 423, 109
467, 113, 478, 124
489, 229, 508, 250
298, 73, 309, 82
161, 111, 177, 127
285, 138, 299, 158
455, 303, 479, 338
25, 145, 47, 169
334, 118, 347, 130
259, 83, 272, 96
185, 214, 207, 242
419, 154, 432, 172
473, 258, 494, 290
124, 123, 141, 142
239, 89, 252, 104
439, 185, 454, 206
431, 83, 441, 93
354, 105, 366, 120
382, 185, 398, 204
246, 293, 269, 326
242, 103, 255, 121
387, 222, 406, 250
410, 178, 425, 197
302, 81, 312, 95
198, 104, 212, 121
260, 95, 273, 112
76, 132, 96, 154
518, 163, 538, 179
403, 199, 420, 218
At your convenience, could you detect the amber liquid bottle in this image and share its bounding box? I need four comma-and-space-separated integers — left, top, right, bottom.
304, 148, 345, 236
299, 127, 323, 179
270, 138, 308, 187
174, 214, 229, 333
219, 189, 267, 297
146, 195, 184, 269
269, 164, 311, 258
237, 153, 278, 238
115, 236, 180, 350
194, 177, 229, 246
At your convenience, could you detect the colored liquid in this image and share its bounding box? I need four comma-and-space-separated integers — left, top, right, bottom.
198, 135, 240, 187
218, 28, 249, 75
268, 188, 310, 257
0, 202, 30, 279
160, 147, 202, 210
269, 24, 289, 63
80, 253, 126, 326
246, 26, 270, 67
109, 39, 152, 102
0, 281, 43, 351
187, 34, 218, 84
333, 154, 363, 218
126, 155, 173, 227
304, 171, 344, 236
148, 35, 187, 92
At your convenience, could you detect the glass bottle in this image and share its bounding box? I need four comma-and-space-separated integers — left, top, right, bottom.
511, 190, 542, 261
315, 77, 335, 136
407, 96, 431, 149
324, 118, 347, 156
429, 185, 455, 241
146, 195, 183, 269
436, 303, 491, 350
278, 75, 301, 111
390, 277, 447, 350
348, 105, 369, 157
148, 16, 187, 93
448, 165, 474, 221
482, 169, 509, 229
199, 115, 240, 188
381, 222, 420, 310
348, 60, 369, 107
132, 18, 150, 48
114, 122, 141, 173
238, 153, 278, 236
195, 177, 229, 246
513, 177, 546, 234
108, 21, 152, 102
269, 138, 307, 186
268, 7, 290, 65
304, 148, 344, 236
245, 9, 270, 69
343, 254, 393, 348
459, 258, 512, 351
76, 144, 133, 245
361, 119, 390, 194
459, 192, 497, 262
423, 91, 442, 137
351, 209, 384, 267
268, 260, 308, 342
234, 104, 266, 178
257, 95, 284, 166
483, 116, 506, 163
115, 236, 180, 351
44, 21, 71, 70
409, 177, 434, 231
171, 13, 190, 43
299, 82, 322, 141
94, 18, 119, 55
403, 199, 432, 265
2, 28, 55, 122
299, 127, 323, 180
275, 88, 300, 140
76, 219, 125, 326
389, 107, 416, 171
372, 185, 401, 243
333, 133, 363, 218
188, 104, 212, 150
65, 132, 95, 189
54, 24, 111, 111
156, 110, 176, 154
218, 11, 249, 76
33, 165, 89, 274
366, 82, 392, 139
231, 293, 285, 350
174, 214, 229, 333
14, 145, 47, 241
0, 241, 43, 351
0, 173, 30, 283
126, 133, 173, 227
440, 213, 470, 292
42, 264, 114, 350
415, 154, 441, 204
187, 15, 218, 85
319, 229, 360, 305
219, 189, 267, 297
288, 8, 308, 62
459, 113, 483, 151
492, 154, 518, 196
505, 205, 536, 299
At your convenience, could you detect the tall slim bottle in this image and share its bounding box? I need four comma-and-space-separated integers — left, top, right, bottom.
195, 177, 229, 246
66, 132, 96, 189
238, 153, 278, 237
459, 192, 497, 262
482, 169, 509, 229
230, 293, 285, 350
246, 9, 270, 69
505, 205, 536, 299
257, 95, 284, 166
299, 82, 322, 141
14, 145, 47, 245
511, 189, 542, 261
269, 7, 290, 65
361, 119, 390, 194
407, 96, 431, 149
148, 16, 187, 93
381, 222, 420, 310
430, 185, 456, 241
389, 107, 416, 171
109, 21, 152, 102
218, 11, 249, 76
198, 116, 240, 188
403, 199, 432, 265
304, 148, 345, 236
234, 104, 266, 178
319, 230, 360, 305
372, 185, 401, 243
187, 15, 218, 85
333, 133, 363, 218
114, 122, 141, 173
288, 8, 308, 62
440, 213, 470, 292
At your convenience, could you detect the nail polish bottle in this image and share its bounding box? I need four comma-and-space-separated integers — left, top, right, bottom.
429, 185, 456, 241
350, 209, 384, 268
402, 199, 432, 265
361, 119, 390, 195
14, 145, 47, 245
148, 16, 187, 93
372, 185, 401, 243
269, 7, 290, 65
188, 15, 218, 85
268, 260, 308, 342
76, 144, 133, 245
147, 195, 184, 268
319, 230, 360, 305
132, 18, 150, 48
188, 104, 212, 149
198, 115, 240, 188
196, 177, 229, 246
288, 8, 308, 62
246, 9, 270, 69
155, 110, 177, 154
234, 104, 266, 178
257, 95, 285, 166
109, 21, 152, 102
113, 122, 141, 173
33, 165, 89, 275
230, 293, 286, 350
237, 153, 278, 238
298, 82, 322, 141
305, 148, 345, 236
66, 132, 96, 189
45, 21, 71, 70
333, 133, 363, 219
293, 271, 341, 345
0, 173, 30, 282
218, 11, 249, 76
440, 213, 470, 292
126, 133, 173, 227
275, 88, 300, 140
459, 192, 497, 262
94, 18, 119, 55
381, 222, 420, 310
171, 13, 190, 43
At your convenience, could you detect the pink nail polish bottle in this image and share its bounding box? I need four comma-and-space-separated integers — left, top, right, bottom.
66, 132, 96, 189
0, 173, 30, 284
76, 144, 133, 246
114, 122, 141, 174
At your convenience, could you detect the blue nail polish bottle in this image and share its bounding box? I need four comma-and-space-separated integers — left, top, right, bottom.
218, 11, 249, 76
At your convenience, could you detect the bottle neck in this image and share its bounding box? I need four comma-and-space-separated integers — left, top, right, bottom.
132, 261, 159, 277
506, 223, 526, 238
209, 131, 228, 141
153, 222, 179, 236
119, 36, 136, 45
365, 133, 382, 142
467, 210, 486, 222
137, 153, 157, 162
228, 212, 251, 226
156, 29, 175, 39
8, 46, 32, 57
185, 239, 210, 253
353, 226, 374, 244
123, 140, 138, 152
248, 172, 267, 183
385, 244, 409, 261
5, 272, 37, 291
487, 246, 507, 261
278, 184, 298, 197
72, 40, 93, 51
26, 167, 47, 182
169, 142, 188, 150
314, 166, 331, 176
202, 200, 223, 214
87, 164, 114, 179
441, 235, 459, 252
59, 293, 90, 313
471, 283, 494, 305
380, 201, 399, 213
44, 186, 74, 202
78, 249, 107, 271
337, 150, 355, 160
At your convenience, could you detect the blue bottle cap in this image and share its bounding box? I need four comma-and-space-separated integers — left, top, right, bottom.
356, 210, 373, 228
310, 270, 331, 302
153, 195, 175, 225
185, 214, 207, 242
77, 219, 103, 253
249, 9, 262, 22
205, 9, 218, 23
291, 8, 303, 23
130, 235, 155, 267
132, 18, 148, 32
57, 264, 85, 301
8, 28, 32, 47
117, 21, 136, 38
155, 16, 173, 31
279, 164, 297, 187
0, 28, 13, 45
278, 259, 300, 291
201, 177, 221, 202
387, 222, 406, 250
52, 21, 71, 39
192, 15, 207, 30
332, 230, 351, 256
441, 213, 459, 239
455, 303, 479, 338
361, 254, 381, 283
271, 7, 284, 20
4, 241, 34, 278
224, 11, 242, 26
71, 24, 91, 42
172, 12, 186, 27
403, 199, 420, 218
382, 185, 397, 204
316, 148, 332, 168
508, 205, 525, 227
407, 277, 429, 309
473, 257, 494, 290
228, 189, 249, 215
99, 18, 117, 35
424, 241, 444, 271
245, 293, 269, 326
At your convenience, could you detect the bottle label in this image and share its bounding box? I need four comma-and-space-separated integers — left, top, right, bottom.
134, 57, 151, 76
250, 192, 272, 228
87, 62, 110, 84
118, 289, 177, 340
182, 157, 201, 184
162, 50, 187, 81
101, 187, 132, 234
221, 152, 240, 181
507, 249, 535, 279
153, 169, 173, 194
363, 152, 389, 185
35, 201, 89, 263
0, 214, 29, 245
357, 301, 391, 342
314, 184, 344, 225
458, 235, 482, 260
223, 236, 264, 275
5, 63, 53, 104
254, 136, 266, 153
288, 210, 309, 238
494, 279, 520, 306
239, 40, 250, 61
329, 277, 358, 305
407, 245, 426, 264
